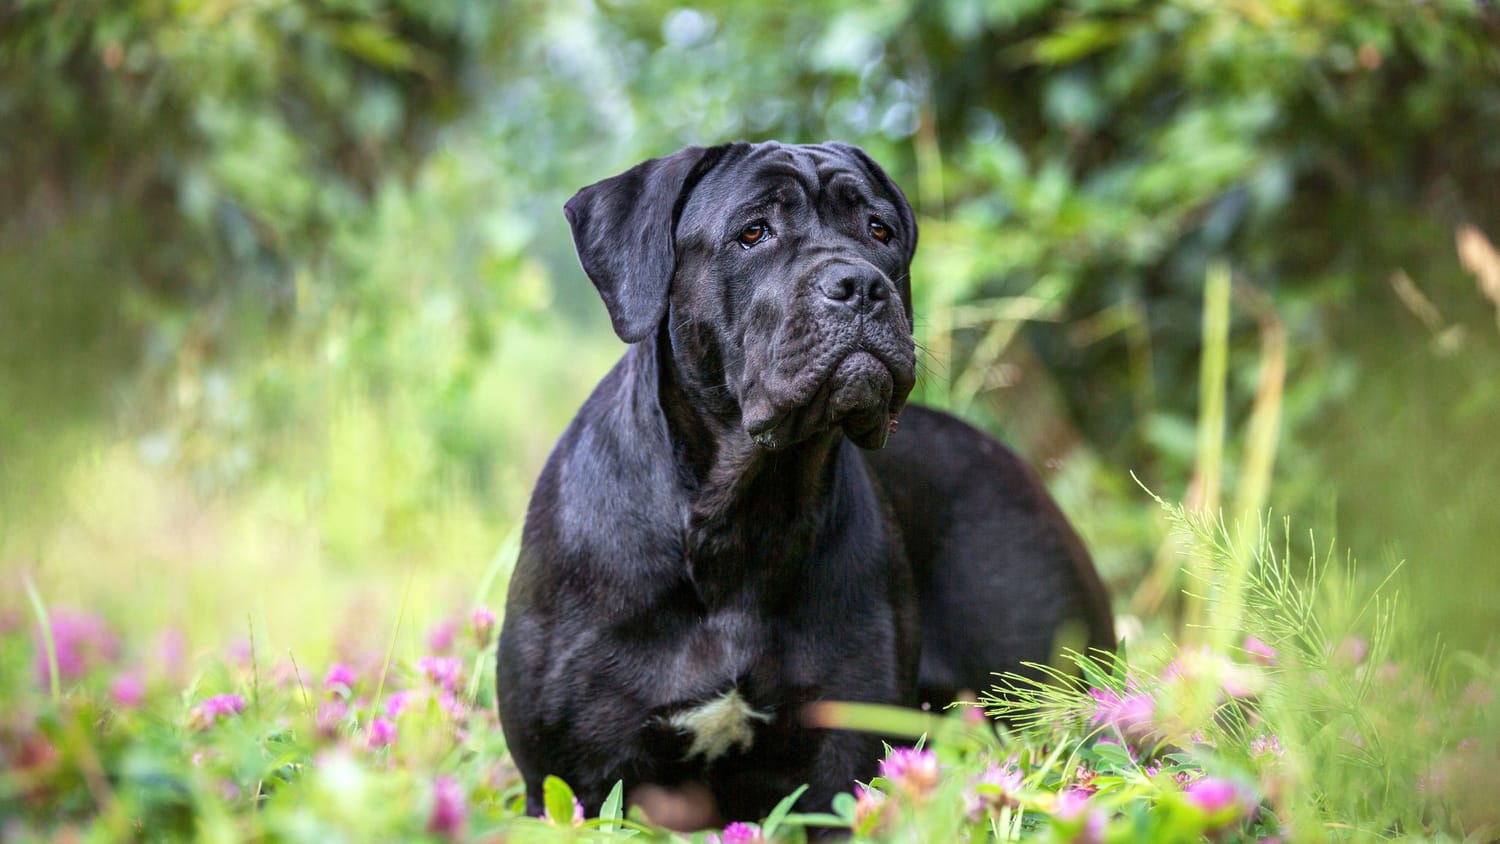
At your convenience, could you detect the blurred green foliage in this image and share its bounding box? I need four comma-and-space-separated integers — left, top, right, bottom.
3, 0, 1499, 647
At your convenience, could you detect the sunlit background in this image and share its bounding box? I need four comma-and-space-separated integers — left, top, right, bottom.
4, 0, 1499, 673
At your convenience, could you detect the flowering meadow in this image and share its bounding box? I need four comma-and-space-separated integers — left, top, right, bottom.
4, 496, 1496, 842
6, 3, 1500, 840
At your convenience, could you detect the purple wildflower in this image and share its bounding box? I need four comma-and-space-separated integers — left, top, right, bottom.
436, 690, 467, 719
1185, 778, 1239, 812
1461, 680, 1493, 708
367, 716, 397, 748
1242, 636, 1278, 665
324, 663, 357, 693
385, 690, 412, 719
316, 699, 348, 737
1250, 733, 1284, 759
1054, 787, 1093, 818
1167, 646, 1265, 700
427, 776, 467, 838
471, 606, 497, 647
853, 783, 888, 832
188, 693, 246, 730
879, 747, 940, 796
204, 694, 246, 717
966, 762, 1023, 821
426, 619, 457, 654
1183, 652, 1265, 701
110, 672, 145, 708
417, 656, 463, 691
1089, 687, 1154, 738
1334, 636, 1368, 666
708, 822, 765, 844
1053, 788, 1106, 844
33, 609, 119, 685
1220, 665, 1263, 699
1376, 661, 1403, 684
1184, 776, 1254, 829
1072, 766, 1098, 794
227, 636, 253, 668
155, 627, 187, 681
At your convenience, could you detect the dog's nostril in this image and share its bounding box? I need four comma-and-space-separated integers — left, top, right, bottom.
824, 277, 857, 301
822, 275, 889, 310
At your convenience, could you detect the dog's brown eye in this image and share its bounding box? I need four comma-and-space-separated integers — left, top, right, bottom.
737, 222, 770, 248
868, 218, 892, 244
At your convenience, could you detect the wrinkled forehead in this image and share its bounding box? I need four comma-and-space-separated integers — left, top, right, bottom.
677, 144, 898, 234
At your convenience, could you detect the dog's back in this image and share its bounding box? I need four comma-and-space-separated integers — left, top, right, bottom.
861, 403, 1115, 707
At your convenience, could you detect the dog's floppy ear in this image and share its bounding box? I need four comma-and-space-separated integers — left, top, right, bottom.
564, 145, 728, 343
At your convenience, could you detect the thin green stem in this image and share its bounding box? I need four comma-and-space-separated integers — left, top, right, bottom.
369, 569, 416, 730
23, 574, 60, 702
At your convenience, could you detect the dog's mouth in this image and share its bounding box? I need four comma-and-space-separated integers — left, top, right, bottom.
744, 348, 912, 452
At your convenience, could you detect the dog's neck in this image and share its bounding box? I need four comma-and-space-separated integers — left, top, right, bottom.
644, 334, 854, 609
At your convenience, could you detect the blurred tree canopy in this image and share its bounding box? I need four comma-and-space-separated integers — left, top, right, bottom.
3, 1, 1498, 640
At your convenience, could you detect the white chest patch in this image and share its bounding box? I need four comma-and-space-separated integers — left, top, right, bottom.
667, 689, 773, 762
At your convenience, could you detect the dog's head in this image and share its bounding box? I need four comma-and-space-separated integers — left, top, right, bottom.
565, 142, 918, 451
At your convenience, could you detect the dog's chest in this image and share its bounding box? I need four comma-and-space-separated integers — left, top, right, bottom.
647, 606, 811, 762
666, 687, 773, 762
660, 607, 766, 697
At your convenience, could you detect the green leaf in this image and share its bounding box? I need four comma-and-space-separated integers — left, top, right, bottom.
781, 812, 848, 828
331, 20, 417, 71
1091, 739, 1136, 771
802, 700, 939, 740
1077, 650, 1113, 692
762, 784, 808, 839
599, 780, 624, 832
543, 775, 577, 826
830, 791, 857, 823
1032, 20, 1120, 65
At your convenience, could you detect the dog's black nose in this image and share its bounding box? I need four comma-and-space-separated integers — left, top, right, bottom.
820, 271, 889, 314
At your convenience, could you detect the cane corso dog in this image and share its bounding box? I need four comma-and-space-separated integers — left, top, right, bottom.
496, 141, 1113, 823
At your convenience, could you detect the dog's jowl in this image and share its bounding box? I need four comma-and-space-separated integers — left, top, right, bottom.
496, 142, 1114, 823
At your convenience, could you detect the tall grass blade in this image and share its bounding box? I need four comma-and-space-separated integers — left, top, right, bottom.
23, 573, 60, 702
370, 569, 416, 728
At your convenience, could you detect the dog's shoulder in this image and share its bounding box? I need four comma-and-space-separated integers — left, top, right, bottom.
536, 348, 673, 493
518, 348, 686, 589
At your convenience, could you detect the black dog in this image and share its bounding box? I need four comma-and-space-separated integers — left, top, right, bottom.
496, 142, 1113, 822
